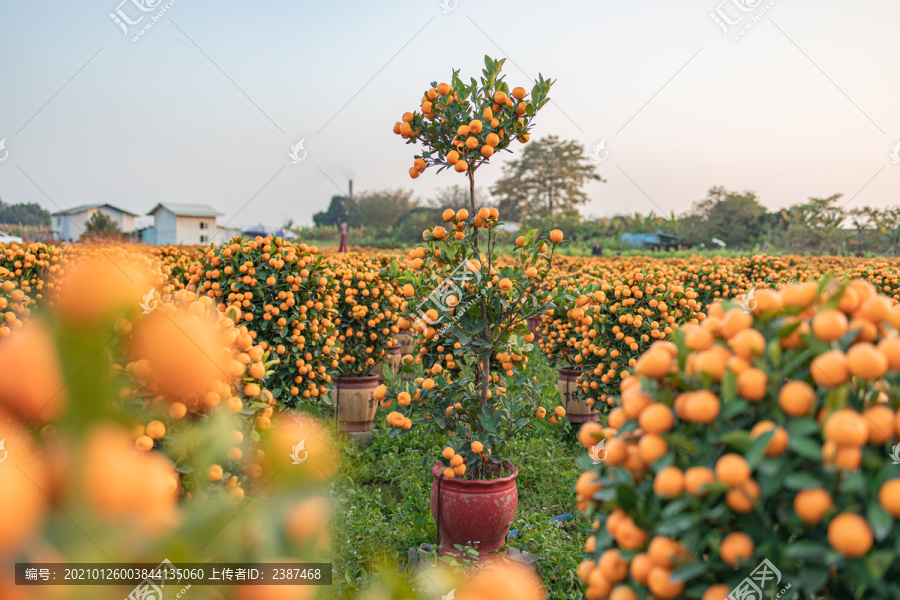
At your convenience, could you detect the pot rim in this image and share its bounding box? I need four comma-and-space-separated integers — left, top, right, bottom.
558, 367, 580, 377
431, 461, 518, 492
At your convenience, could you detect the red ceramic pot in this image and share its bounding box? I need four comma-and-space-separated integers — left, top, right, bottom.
430, 461, 518, 559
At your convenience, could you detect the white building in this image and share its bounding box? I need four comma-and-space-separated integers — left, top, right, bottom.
146, 203, 221, 245
51, 204, 137, 242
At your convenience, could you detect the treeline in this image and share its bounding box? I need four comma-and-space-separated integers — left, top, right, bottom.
307, 136, 899, 255
0, 198, 50, 227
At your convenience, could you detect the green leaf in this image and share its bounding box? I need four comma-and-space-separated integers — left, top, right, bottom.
783, 472, 825, 490
789, 435, 822, 461
719, 430, 752, 453
868, 502, 894, 542
720, 369, 737, 402
722, 397, 749, 419
745, 429, 774, 468
670, 561, 709, 583
865, 549, 895, 579
786, 417, 820, 439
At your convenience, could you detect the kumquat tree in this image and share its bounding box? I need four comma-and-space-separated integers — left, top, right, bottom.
380, 56, 564, 481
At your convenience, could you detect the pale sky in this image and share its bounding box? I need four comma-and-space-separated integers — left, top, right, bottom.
1, 0, 898, 231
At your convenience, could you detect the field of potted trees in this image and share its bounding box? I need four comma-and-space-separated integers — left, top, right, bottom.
4, 55, 900, 600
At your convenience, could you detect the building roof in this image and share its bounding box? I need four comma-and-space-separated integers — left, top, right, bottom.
148, 203, 222, 217
51, 203, 138, 217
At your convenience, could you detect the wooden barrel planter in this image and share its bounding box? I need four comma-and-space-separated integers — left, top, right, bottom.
558, 367, 599, 424
395, 330, 415, 357
335, 375, 380, 432
369, 344, 402, 382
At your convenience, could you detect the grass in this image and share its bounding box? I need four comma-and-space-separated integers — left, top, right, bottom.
324, 352, 590, 599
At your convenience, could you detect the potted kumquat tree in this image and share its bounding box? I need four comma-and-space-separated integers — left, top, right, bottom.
379, 56, 564, 559
328, 255, 399, 434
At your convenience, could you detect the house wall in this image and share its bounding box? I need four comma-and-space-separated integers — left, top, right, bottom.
55, 209, 94, 242
175, 215, 217, 245
96, 206, 134, 233
53, 207, 135, 241
154, 209, 178, 245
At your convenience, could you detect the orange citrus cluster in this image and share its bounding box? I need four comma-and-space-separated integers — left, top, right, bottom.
190, 236, 339, 405
576, 278, 900, 599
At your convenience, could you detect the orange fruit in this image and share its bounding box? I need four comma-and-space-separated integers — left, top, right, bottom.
846, 342, 888, 380
878, 479, 900, 517
858, 296, 891, 324
810, 350, 849, 387
702, 585, 731, 600
638, 403, 674, 433
680, 390, 720, 424
779, 380, 816, 416
728, 328, 765, 359
823, 409, 868, 447
578, 422, 603, 448
647, 536, 683, 568
877, 337, 900, 370
598, 549, 629, 583
725, 479, 760, 513
737, 368, 767, 401
715, 454, 750, 487
827, 513, 873, 558
134, 435, 154, 452
719, 531, 754, 566
751, 288, 782, 314
549, 230, 564, 243
653, 467, 684, 497
609, 587, 638, 600
145, 420, 166, 440
207, 464, 223, 481
646, 567, 684, 600
684, 466, 715, 496
811, 309, 849, 342
864, 404, 894, 444
471, 441, 484, 453
629, 552, 653, 585
637, 434, 668, 464
794, 488, 832, 524
782, 282, 818, 308
635, 348, 671, 379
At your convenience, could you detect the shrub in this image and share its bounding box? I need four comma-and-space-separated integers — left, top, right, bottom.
189, 236, 339, 406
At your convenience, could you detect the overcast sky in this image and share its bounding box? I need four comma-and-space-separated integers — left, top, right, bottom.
0, 0, 898, 230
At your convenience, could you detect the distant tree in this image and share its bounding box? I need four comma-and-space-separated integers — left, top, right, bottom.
683, 187, 766, 248
0, 201, 51, 227
81, 212, 121, 241
394, 206, 444, 243
346, 188, 417, 229
312, 195, 348, 227
491, 135, 603, 220
771, 194, 846, 255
